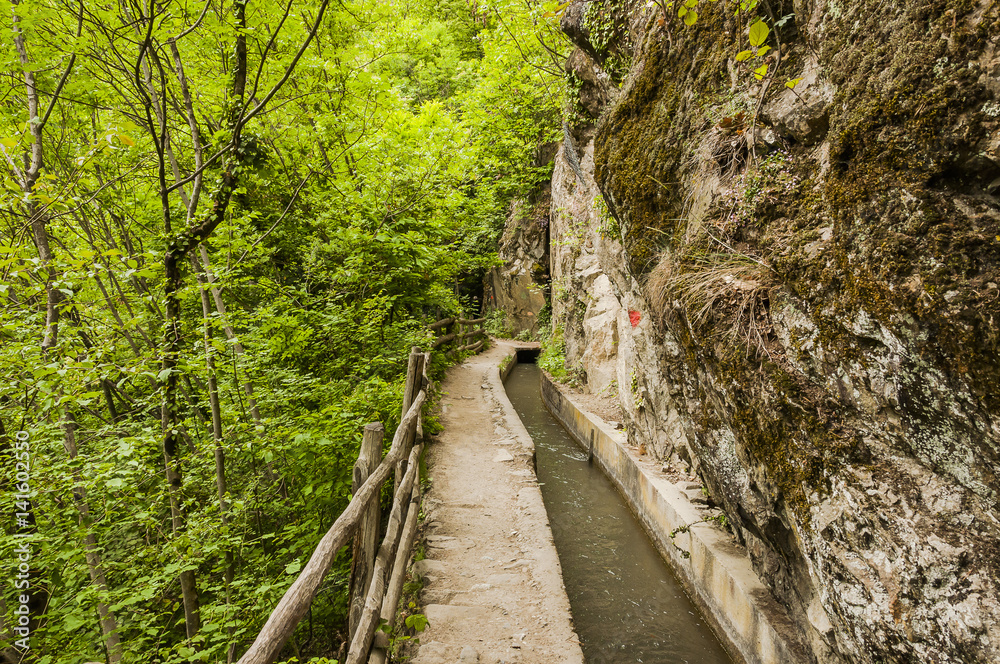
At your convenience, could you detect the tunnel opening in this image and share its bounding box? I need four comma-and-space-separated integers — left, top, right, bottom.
515, 347, 540, 363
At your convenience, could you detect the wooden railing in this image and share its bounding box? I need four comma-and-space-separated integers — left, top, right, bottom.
236, 348, 429, 664
429, 316, 486, 356
236, 322, 489, 664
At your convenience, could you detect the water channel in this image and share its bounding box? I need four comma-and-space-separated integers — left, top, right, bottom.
504, 362, 734, 664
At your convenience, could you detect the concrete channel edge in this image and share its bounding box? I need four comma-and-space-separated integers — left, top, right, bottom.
500, 354, 810, 664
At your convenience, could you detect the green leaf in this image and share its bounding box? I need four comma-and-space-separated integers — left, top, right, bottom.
754, 63, 769, 80
683, 9, 698, 25
774, 12, 795, 29
62, 614, 87, 631
756, 45, 771, 56
748, 20, 770, 48
405, 613, 429, 632
285, 559, 302, 575
785, 77, 803, 89
735, 50, 753, 62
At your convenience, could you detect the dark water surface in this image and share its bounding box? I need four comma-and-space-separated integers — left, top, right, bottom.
505, 363, 734, 664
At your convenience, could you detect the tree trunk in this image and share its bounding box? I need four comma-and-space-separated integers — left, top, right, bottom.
196, 246, 283, 492
63, 413, 123, 663
193, 255, 237, 661
9, 0, 81, 644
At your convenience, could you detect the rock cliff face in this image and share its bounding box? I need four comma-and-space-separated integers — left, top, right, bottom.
533, 0, 1000, 662
484, 195, 550, 336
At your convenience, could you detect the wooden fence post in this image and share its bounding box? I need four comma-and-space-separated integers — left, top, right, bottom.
368, 476, 422, 664
237, 340, 438, 664
235, 385, 427, 664
396, 348, 424, 494
345, 443, 423, 664
348, 423, 384, 639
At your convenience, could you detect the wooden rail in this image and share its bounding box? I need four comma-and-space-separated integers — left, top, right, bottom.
236, 318, 490, 663
427, 317, 454, 331
431, 332, 456, 349
236, 348, 431, 664
427, 315, 486, 357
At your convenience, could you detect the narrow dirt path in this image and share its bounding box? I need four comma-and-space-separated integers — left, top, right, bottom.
410, 340, 583, 664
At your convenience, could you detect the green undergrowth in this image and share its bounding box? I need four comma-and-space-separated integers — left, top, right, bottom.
538, 324, 583, 386
0, 0, 570, 660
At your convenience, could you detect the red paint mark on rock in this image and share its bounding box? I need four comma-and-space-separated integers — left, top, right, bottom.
629, 310, 641, 327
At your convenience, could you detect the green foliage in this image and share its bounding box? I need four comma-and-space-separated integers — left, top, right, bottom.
649, 0, 789, 88
457, 0, 566, 215
537, 301, 552, 331
375, 604, 428, 658
538, 326, 569, 380
583, 0, 633, 81
404, 613, 429, 632
485, 309, 515, 338
594, 194, 620, 239
707, 511, 728, 528
630, 367, 644, 411
0, 0, 565, 660
748, 19, 770, 48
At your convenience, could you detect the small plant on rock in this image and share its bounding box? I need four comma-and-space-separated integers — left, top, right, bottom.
538, 325, 569, 380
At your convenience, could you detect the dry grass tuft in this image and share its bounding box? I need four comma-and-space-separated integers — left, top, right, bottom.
643, 123, 777, 357
646, 242, 773, 357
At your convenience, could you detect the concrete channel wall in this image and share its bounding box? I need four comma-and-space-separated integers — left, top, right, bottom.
501, 353, 809, 664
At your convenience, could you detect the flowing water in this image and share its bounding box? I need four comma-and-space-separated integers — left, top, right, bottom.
505, 362, 734, 664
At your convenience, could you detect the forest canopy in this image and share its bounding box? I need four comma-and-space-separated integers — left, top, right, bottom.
0, 0, 567, 660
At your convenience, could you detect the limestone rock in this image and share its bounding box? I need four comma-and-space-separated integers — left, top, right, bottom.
760, 58, 834, 145
560, 1, 598, 62
412, 558, 448, 581
565, 48, 614, 119
423, 604, 487, 625
492, 449, 514, 462
457, 646, 479, 663
580, 275, 621, 392
540, 0, 1000, 662
484, 196, 549, 336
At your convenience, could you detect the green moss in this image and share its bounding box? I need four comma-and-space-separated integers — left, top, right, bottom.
582, 0, 635, 83
577, 3, 1000, 659
591, 0, 1000, 516
812, 0, 1000, 412
594, 4, 739, 275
